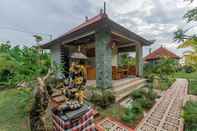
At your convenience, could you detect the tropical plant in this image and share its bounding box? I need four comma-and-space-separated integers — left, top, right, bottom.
121, 102, 143, 123
174, 1, 197, 68
144, 57, 177, 81
0, 42, 51, 88
89, 88, 115, 108
120, 53, 136, 66
131, 88, 157, 109
182, 101, 197, 130
130, 88, 146, 100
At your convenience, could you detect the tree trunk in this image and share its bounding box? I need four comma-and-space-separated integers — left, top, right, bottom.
29, 71, 52, 131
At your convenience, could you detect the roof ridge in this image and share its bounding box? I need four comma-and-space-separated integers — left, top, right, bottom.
65, 13, 107, 35
145, 46, 180, 60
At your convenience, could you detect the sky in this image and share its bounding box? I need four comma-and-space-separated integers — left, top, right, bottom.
0, 0, 196, 56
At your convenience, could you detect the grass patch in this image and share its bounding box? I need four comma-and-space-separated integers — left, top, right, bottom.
0, 88, 32, 131
183, 101, 197, 131
174, 71, 197, 80
96, 104, 126, 121
174, 71, 197, 95
189, 80, 197, 95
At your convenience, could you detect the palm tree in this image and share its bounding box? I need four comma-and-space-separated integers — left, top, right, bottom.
178, 38, 197, 66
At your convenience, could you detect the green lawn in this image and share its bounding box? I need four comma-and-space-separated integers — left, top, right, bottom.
0, 88, 32, 131
174, 71, 197, 95
174, 71, 197, 80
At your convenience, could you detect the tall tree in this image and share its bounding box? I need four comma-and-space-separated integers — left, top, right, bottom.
174, 0, 197, 66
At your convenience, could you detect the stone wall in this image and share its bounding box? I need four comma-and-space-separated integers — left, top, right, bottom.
95, 31, 112, 88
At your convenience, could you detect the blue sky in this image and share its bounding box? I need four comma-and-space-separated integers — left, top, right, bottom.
0, 0, 196, 56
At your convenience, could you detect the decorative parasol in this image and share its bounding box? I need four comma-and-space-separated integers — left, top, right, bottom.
70, 46, 88, 59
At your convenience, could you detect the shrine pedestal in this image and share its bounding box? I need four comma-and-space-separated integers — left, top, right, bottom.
52, 104, 95, 131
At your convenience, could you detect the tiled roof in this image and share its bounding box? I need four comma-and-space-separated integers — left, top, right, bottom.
65, 14, 104, 35
41, 12, 152, 48
145, 47, 180, 61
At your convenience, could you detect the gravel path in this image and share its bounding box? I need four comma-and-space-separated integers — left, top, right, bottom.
137, 79, 188, 131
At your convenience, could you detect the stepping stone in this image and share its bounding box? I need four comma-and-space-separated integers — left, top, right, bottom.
136, 79, 188, 131
96, 117, 134, 131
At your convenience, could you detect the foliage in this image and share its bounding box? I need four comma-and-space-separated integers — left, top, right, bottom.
131, 88, 157, 109
136, 98, 154, 110
182, 101, 197, 131
89, 88, 115, 108
121, 102, 143, 123
144, 57, 177, 81
174, 1, 197, 68
189, 80, 197, 95
122, 88, 157, 123
184, 7, 197, 22
33, 35, 43, 44
0, 43, 51, 88
183, 65, 196, 73
130, 88, 146, 100
120, 53, 136, 66
159, 78, 175, 90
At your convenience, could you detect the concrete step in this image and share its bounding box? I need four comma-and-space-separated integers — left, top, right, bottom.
112, 78, 140, 88
113, 79, 147, 102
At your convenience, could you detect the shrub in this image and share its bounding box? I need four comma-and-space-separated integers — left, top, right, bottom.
183, 101, 197, 130
131, 101, 143, 114
89, 88, 115, 108
183, 65, 195, 73
147, 88, 157, 101
130, 88, 146, 100
121, 103, 143, 123
189, 80, 197, 95
136, 98, 154, 110
0, 43, 51, 88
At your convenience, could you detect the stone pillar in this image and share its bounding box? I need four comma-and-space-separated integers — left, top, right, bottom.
112, 47, 118, 66
95, 30, 112, 88
136, 43, 143, 77
51, 44, 61, 65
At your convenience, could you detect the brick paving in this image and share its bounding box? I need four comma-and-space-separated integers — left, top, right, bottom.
137, 79, 188, 131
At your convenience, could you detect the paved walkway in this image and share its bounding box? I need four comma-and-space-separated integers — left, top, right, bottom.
137, 79, 188, 131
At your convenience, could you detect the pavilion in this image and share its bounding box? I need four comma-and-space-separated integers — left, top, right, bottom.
41, 10, 152, 89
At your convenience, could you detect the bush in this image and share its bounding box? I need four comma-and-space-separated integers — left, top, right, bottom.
183, 101, 197, 131
189, 80, 197, 95
0, 43, 51, 88
121, 102, 143, 123
130, 88, 146, 100
132, 88, 156, 110
136, 98, 154, 110
147, 88, 157, 101
90, 88, 115, 108
183, 65, 195, 73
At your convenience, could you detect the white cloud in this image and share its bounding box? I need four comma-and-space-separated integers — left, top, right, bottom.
0, 0, 196, 55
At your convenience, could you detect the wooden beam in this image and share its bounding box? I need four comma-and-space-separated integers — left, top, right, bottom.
62, 31, 95, 45
118, 43, 136, 48
111, 31, 142, 45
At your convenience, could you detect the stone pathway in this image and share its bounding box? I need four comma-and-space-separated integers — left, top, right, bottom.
137, 79, 188, 131
96, 117, 134, 131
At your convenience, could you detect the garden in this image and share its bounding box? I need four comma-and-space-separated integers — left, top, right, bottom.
0, 41, 196, 130
0, 42, 51, 130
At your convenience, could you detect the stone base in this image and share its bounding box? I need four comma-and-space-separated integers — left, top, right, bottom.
52, 103, 95, 130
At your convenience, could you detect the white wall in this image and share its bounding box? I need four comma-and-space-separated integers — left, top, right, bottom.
50, 44, 61, 65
